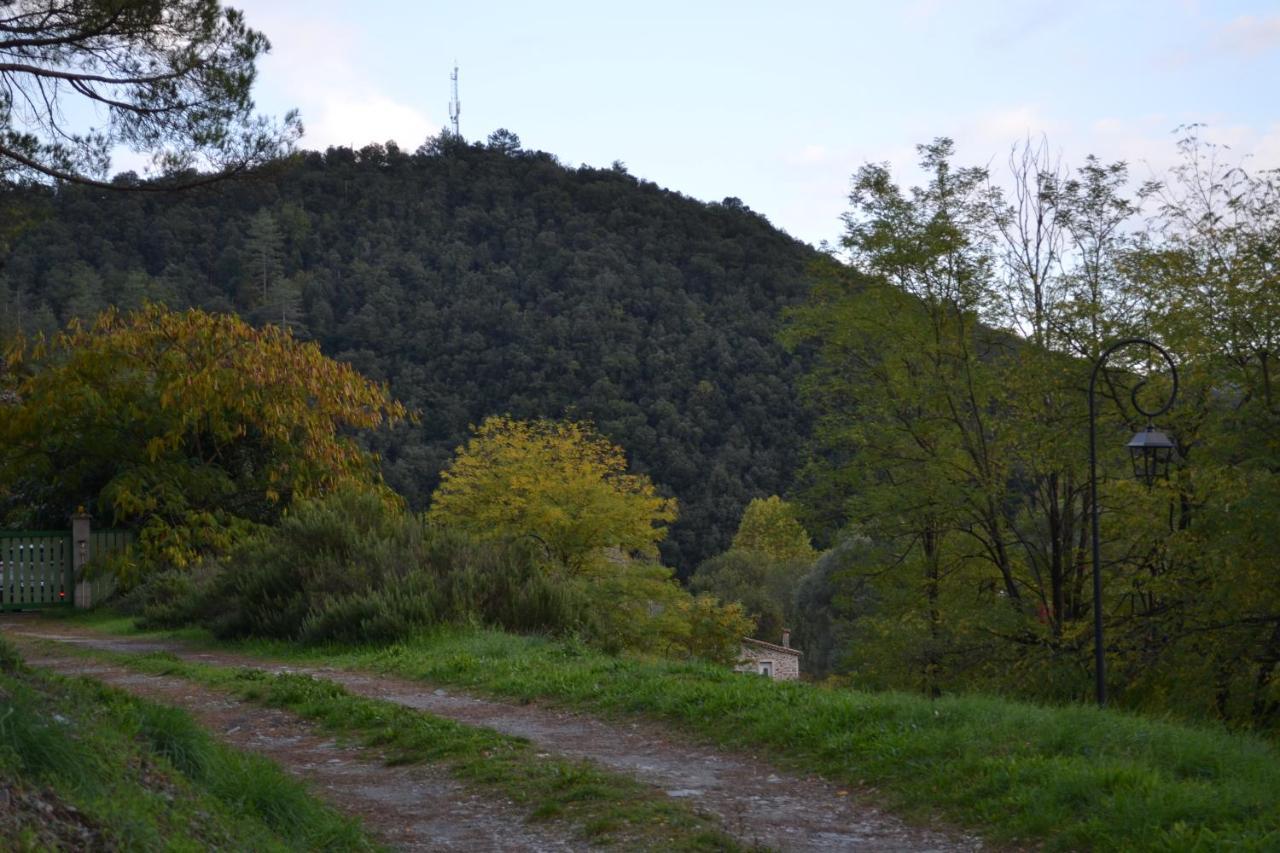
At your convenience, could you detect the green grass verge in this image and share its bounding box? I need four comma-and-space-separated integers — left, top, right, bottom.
0, 637, 377, 852
60, 612, 1280, 850
28, 636, 754, 852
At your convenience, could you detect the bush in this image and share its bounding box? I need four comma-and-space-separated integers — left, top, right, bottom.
572, 562, 754, 662
119, 561, 223, 629
300, 578, 439, 645
174, 488, 752, 662
680, 594, 754, 665
199, 488, 591, 644
201, 487, 416, 640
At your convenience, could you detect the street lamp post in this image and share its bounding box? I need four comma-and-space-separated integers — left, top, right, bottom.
1088, 338, 1178, 708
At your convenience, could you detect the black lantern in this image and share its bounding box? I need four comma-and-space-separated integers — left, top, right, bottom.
1126, 424, 1176, 487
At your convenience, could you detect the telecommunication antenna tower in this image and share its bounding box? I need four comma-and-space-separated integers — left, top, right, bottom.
448, 63, 461, 137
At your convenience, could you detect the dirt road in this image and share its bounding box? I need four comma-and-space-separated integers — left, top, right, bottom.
2, 616, 982, 852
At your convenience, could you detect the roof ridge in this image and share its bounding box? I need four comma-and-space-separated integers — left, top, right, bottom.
740, 637, 802, 656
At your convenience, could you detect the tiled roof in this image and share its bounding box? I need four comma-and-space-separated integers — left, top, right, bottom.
740, 637, 802, 656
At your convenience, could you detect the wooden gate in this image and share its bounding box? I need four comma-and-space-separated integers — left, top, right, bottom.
0, 531, 74, 610
83, 528, 133, 605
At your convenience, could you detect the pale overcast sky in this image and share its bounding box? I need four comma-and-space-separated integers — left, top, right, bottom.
228, 1, 1280, 248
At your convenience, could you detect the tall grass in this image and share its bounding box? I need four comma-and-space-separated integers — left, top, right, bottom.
247, 626, 1279, 851
0, 638, 376, 851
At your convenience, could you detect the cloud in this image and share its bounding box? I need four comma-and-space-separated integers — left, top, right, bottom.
304, 94, 436, 152
786, 144, 830, 166
901, 0, 944, 23
239, 3, 439, 151
970, 106, 1065, 149
1215, 14, 1280, 58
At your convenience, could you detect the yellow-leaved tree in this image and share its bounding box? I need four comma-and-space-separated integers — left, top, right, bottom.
428, 416, 754, 663
0, 304, 406, 569
427, 416, 677, 574
731, 495, 817, 563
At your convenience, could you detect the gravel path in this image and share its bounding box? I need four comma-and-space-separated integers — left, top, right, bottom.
2, 615, 984, 852
12, 641, 585, 852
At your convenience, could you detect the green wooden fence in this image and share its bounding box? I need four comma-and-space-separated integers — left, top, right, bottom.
0, 531, 73, 610
84, 528, 132, 605
0, 525, 134, 610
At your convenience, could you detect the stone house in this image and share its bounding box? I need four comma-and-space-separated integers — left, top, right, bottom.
735, 629, 801, 681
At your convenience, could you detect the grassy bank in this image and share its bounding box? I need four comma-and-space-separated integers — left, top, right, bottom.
60, 613, 1280, 850
23, 634, 754, 852
0, 637, 375, 851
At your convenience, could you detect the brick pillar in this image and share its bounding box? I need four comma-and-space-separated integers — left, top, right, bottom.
71, 511, 92, 609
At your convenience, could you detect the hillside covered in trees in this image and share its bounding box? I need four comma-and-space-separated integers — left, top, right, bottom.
0, 133, 823, 570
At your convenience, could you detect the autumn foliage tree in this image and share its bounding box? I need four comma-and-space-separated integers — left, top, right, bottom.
0, 304, 405, 566
426, 416, 751, 661
730, 495, 817, 563
427, 416, 677, 574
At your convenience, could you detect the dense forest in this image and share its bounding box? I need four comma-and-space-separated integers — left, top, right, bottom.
0, 132, 822, 571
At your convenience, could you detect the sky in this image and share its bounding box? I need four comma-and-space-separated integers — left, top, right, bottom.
225, 0, 1280, 248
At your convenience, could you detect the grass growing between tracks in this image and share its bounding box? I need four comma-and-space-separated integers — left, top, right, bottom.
59, 612, 1280, 850
31, 636, 755, 852
0, 637, 376, 852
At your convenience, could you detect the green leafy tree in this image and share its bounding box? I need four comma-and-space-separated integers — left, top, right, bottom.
689, 549, 801, 645
427, 416, 677, 574
587, 559, 754, 663
788, 131, 1280, 722
0, 304, 405, 567
791, 533, 882, 678
785, 139, 1149, 697
264, 276, 306, 334
786, 140, 1024, 693
691, 495, 816, 645
1114, 129, 1280, 724
486, 128, 522, 155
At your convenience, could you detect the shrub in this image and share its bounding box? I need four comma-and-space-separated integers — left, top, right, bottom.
199, 488, 591, 643
421, 528, 590, 634
572, 562, 754, 662
201, 487, 415, 639
690, 548, 808, 645
300, 578, 439, 645
188, 488, 751, 662
120, 560, 223, 629
680, 594, 754, 665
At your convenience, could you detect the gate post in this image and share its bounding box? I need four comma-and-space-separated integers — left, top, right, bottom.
71, 510, 91, 609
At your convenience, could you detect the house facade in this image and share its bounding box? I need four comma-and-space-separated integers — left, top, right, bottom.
735, 629, 801, 681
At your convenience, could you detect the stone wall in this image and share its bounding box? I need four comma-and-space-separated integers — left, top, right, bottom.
734, 641, 801, 681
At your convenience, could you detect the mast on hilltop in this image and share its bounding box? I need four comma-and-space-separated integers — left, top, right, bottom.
448, 63, 461, 138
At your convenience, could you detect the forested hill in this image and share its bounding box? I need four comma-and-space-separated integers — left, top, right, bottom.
0, 133, 824, 570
